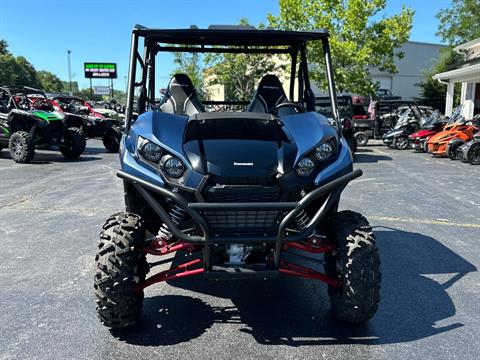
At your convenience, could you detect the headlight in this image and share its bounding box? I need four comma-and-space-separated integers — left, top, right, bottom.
315, 143, 333, 160
140, 141, 162, 162
296, 157, 315, 177
163, 156, 185, 178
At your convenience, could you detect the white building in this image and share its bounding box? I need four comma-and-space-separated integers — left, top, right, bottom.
369, 41, 445, 100
433, 38, 480, 118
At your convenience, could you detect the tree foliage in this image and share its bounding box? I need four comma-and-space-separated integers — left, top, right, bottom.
37, 70, 63, 92
203, 19, 285, 101
268, 0, 414, 96
436, 0, 480, 45
205, 52, 285, 101
0, 41, 40, 88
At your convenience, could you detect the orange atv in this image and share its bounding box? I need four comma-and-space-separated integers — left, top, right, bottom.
427, 116, 480, 157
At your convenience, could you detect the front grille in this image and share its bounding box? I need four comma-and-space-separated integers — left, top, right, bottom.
204, 185, 280, 203
202, 182, 282, 234
202, 210, 281, 234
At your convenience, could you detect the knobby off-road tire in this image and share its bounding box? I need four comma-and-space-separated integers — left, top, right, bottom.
94, 212, 149, 329
59, 127, 86, 159
9, 131, 35, 163
446, 139, 464, 160
325, 211, 381, 323
102, 126, 122, 153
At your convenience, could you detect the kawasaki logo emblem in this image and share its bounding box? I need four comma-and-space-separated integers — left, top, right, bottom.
233, 162, 254, 166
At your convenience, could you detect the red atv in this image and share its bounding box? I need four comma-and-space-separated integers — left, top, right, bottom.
408, 110, 447, 152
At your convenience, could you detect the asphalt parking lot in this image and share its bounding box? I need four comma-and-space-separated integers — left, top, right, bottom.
1, 140, 479, 360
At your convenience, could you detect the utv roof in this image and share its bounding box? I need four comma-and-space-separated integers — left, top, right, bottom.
1, 85, 44, 93
133, 24, 329, 47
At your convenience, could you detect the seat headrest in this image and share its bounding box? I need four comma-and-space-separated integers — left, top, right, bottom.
247, 74, 287, 113
159, 73, 204, 116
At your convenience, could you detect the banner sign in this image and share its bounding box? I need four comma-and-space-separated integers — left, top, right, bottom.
84, 63, 117, 79
93, 86, 111, 95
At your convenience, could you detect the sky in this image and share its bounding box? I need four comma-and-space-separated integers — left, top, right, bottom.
0, 0, 452, 91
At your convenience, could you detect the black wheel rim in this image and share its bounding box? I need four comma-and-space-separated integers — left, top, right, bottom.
471, 146, 480, 164
357, 134, 366, 144
398, 137, 408, 149
11, 138, 23, 158
60, 133, 73, 151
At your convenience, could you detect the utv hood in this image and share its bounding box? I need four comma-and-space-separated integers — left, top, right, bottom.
33, 110, 61, 122
182, 112, 297, 177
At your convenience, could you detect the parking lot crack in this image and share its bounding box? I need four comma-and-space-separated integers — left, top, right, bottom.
0, 188, 47, 210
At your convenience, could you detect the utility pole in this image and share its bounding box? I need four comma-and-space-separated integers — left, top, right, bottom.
67, 50, 72, 95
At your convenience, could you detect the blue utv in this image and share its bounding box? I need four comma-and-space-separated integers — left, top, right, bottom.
94, 24, 381, 329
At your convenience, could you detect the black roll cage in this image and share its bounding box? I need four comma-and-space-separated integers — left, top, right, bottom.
0, 86, 48, 110
124, 25, 341, 134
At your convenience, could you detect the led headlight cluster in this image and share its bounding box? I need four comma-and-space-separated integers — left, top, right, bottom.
314, 143, 334, 160
162, 156, 185, 178
140, 141, 162, 162
138, 138, 186, 179
296, 157, 316, 177
296, 139, 336, 177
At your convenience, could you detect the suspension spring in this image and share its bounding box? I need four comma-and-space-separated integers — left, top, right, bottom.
294, 209, 310, 232
157, 204, 186, 242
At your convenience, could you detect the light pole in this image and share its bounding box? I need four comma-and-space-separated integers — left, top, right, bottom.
67, 50, 72, 95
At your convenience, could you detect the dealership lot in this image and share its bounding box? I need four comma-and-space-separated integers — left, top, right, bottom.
0, 140, 479, 360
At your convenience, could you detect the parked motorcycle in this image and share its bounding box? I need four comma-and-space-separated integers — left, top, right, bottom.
382, 109, 422, 149
408, 110, 447, 152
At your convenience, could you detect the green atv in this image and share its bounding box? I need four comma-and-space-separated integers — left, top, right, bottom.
0, 86, 86, 163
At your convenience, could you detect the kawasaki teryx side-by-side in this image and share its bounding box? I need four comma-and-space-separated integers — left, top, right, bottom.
51, 96, 123, 152
94, 25, 381, 330
0, 86, 86, 163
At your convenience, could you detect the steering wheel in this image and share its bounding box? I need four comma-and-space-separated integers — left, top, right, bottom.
270, 102, 305, 116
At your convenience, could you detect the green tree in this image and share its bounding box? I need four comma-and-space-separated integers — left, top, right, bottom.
205, 51, 286, 101
61, 80, 79, 93
268, 0, 414, 96
10, 56, 40, 88
36, 70, 63, 92
0, 40, 8, 55
436, 0, 480, 45
0, 40, 39, 87
204, 19, 286, 100
415, 49, 462, 111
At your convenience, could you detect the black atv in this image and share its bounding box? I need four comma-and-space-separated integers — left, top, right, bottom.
0, 86, 86, 163
51, 95, 124, 152
94, 25, 381, 330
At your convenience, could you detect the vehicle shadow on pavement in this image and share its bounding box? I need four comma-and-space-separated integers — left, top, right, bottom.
114, 228, 476, 346
0, 151, 101, 163
354, 153, 392, 163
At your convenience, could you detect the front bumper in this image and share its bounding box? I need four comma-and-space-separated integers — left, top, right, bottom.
117, 168, 362, 268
